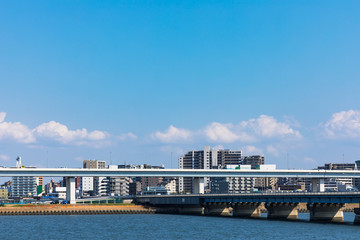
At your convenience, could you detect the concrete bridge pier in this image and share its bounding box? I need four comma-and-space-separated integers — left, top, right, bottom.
309, 203, 344, 223
266, 203, 298, 220
232, 203, 262, 218
193, 177, 205, 194
354, 208, 360, 225
204, 203, 232, 217
178, 205, 204, 215
66, 177, 76, 204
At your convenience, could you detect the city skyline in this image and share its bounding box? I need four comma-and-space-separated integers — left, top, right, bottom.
1, 1, 360, 169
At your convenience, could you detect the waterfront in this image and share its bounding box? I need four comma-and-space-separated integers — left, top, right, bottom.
1, 213, 360, 240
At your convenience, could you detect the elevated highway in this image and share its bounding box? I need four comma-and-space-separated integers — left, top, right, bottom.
1, 168, 360, 178
136, 192, 360, 205
2, 167, 360, 207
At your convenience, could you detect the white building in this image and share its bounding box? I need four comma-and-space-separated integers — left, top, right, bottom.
81, 177, 94, 196
81, 160, 106, 196
12, 176, 37, 198
94, 177, 109, 196
164, 179, 177, 194
54, 186, 67, 199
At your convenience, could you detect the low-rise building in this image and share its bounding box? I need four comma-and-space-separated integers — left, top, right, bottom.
54, 186, 67, 199
211, 177, 255, 194
0, 189, 8, 199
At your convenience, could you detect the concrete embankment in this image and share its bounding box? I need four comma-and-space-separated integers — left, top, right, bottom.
0, 204, 155, 215
2, 203, 358, 216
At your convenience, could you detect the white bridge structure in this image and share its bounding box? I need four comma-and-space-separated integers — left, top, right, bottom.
1, 168, 360, 204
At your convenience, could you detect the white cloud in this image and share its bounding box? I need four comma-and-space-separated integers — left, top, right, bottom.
266, 145, 279, 156
241, 115, 301, 139
33, 121, 109, 144
242, 145, 263, 155
152, 125, 192, 143
0, 112, 35, 143
0, 154, 11, 162
283, 115, 301, 128
0, 112, 142, 148
202, 115, 301, 143
87, 130, 108, 140
0, 112, 6, 122
323, 110, 360, 139
118, 132, 137, 141
204, 122, 240, 143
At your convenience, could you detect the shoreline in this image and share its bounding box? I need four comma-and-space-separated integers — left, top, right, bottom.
0, 204, 155, 215
0, 203, 358, 216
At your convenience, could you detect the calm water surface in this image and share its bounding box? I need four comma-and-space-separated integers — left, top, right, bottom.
1, 213, 360, 240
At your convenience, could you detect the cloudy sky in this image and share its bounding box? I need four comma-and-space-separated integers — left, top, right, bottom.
0, 1, 360, 169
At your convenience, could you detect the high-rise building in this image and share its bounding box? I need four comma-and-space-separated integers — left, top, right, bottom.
81, 160, 106, 196
242, 155, 267, 190
83, 160, 106, 169
11, 165, 43, 198
107, 177, 130, 196
243, 155, 265, 169
12, 176, 37, 198
178, 146, 243, 193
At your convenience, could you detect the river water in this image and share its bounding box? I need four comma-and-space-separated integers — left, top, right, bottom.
1, 213, 360, 239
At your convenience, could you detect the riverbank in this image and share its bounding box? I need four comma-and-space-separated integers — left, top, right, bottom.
0, 203, 358, 216
0, 204, 155, 215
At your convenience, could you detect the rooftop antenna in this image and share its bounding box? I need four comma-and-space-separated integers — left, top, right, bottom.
171, 152, 173, 169
287, 152, 289, 170
110, 151, 112, 165
16, 156, 22, 168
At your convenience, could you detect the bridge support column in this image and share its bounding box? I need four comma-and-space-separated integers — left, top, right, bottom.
193, 178, 204, 194
309, 203, 344, 223
266, 203, 298, 220
311, 178, 325, 192
311, 178, 318, 192
354, 208, 360, 225
66, 177, 76, 204
319, 178, 325, 192
232, 203, 262, 218
178, 205, 204, 215
204, 203, 232, 217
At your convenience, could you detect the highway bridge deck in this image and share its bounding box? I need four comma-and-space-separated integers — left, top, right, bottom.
136, 192, 360, 205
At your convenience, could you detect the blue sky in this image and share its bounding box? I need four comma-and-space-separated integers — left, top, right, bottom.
0, 1, 360, 169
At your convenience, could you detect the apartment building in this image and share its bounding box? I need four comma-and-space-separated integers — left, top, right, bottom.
178, 146, 243, 193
